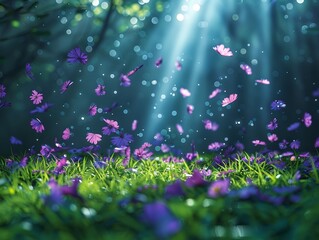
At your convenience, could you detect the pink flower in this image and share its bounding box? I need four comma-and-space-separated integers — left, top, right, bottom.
222, 94, 237, 107
267, 133, 278, 142
213, 44, 233, 56
186, 104, 194, 114
30, 90, 43, 105
209, 88, 221, 99
180, 88, 191, 98
256, 79, 270, 85
86, 133, 102, 145
208, 179, 230, 198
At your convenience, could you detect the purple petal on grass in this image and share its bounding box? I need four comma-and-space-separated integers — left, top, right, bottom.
40, 144, 54, 158
134, 142, 153, 160
294, 170, 301, 181
94, 160, 107, 169
236, 185, 259, 199
185, 169, 207, 187
53, 156, 68, 175
208, 179, 230, 198
141, 202, 181, 238
19, 156, 28, 167
122, 146, 131, 166
165, 179, 185, 198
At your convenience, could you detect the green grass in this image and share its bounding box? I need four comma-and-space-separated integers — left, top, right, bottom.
1, 153, 319, 239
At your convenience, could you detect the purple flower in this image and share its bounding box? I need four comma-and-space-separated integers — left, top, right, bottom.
60, 80, 73, 94
10, 136, 22, 145
287, 122, 300, 131
267, 118, 278, 130
19, 156, 28, 167
208, 179, 230, 198
0, 84, 6, 98
30, 90, 43, 105
141, 202, 181, 238
208, 142, 225, 151
203, 119, 219, 131
267, 133, 278, 142
102, 119, 119, 135
315, 137, 319, 148
186, 104, 194, 114
103, 102, 119, 113
94, 160, 107, 169
312, 88, 319, 97
281, 151, 294, 157
235, 185, 259, 199
294, 170, 301, 181
271, 100, 286, 110
303, 112, 312, 127
290, 140, 300, 150
279, 139, 289, 149
165, 180, 185, 198
44, 178, 83, 207
25, 63, 35, 80
185, 169, 207, 187
155, 57, 163, 68
53, 157, 68, 175
88, 104, 97, 116
111, 133, 133, 147
95, 84, 106, 96
185, 142, 198, 161
217, 169, 234, 177
30, 118, 45, 133
67, 47, 88, 64
120, 74, 131, 87
122, 146, 131, 166
200, 168, 212, 177
0, 99, 11, 108
160, 144, 170, 153
40, 144, 54, 158
134, 142, 153, 160
30, 103, 53, 114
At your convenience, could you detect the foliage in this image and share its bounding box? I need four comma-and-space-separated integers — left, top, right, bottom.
1, 152, 319, 239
